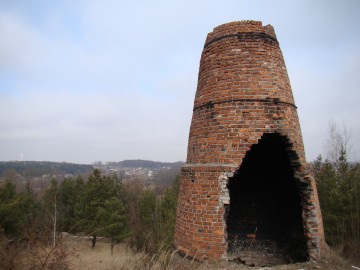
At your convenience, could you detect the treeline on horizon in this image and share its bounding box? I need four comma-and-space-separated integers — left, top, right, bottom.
0, 159, 185, 178
0, 161, 93, 177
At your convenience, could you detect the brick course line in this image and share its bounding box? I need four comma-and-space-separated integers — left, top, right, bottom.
204, 32, 279, 49
193, 98, 297, 112
183, 163, 238, 168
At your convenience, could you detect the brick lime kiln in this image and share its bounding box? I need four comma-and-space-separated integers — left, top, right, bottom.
174, 21, 325, 266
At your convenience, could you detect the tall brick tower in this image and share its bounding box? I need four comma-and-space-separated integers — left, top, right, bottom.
174, 21, 325, 266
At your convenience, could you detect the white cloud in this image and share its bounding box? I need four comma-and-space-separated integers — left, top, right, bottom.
0, 0, 359, 163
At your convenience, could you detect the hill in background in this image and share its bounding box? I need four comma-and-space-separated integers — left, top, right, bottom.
0, 161, 93, 177
0, 159, 185, 178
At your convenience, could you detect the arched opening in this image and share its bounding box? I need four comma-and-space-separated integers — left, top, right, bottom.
226, 133, 308, 266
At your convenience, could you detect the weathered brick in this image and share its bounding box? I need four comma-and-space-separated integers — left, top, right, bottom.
174, 21, 325, 264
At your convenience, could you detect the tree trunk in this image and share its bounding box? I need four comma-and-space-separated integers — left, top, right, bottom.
92, 235, 97, 248
53, 193, 57, 247
111, 237, 114, 255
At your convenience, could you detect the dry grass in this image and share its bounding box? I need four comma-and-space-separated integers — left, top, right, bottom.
66, 237, 356, 270
65, 237, 206, 270
1, 238, 74, 270
66, 237, 141, 270
65, 237, 342, 270
2, 235, 358, 270
64, 236, 183, 270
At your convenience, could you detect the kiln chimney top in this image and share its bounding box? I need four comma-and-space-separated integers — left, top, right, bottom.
205, 20, 276, 44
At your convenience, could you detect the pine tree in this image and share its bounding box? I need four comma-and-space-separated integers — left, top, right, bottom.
0, 181, 38, 237
314, 122, 360, 256
75, 169, 125, 248
95, 197, 128, 254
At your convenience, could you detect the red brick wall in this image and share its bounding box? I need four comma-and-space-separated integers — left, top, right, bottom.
174, 21, 325, 263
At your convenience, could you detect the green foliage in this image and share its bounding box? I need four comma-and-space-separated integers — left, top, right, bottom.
96, 197, 128, 240
0, 181, 16, 202
314, 154, 360, 247
126, 176, 180, 254
96, 196, 129, 253
0, 165, 179, 256
0, 181, 38, 236
314, 121, 360, 259
41, 176, 84, 236
139, 189, 159, 252
74, 169, 125, 247
58, 176, 84, 231
159, 176, 179, 248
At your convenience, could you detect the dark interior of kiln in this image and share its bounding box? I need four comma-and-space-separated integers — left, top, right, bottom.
226, 133, 308, 266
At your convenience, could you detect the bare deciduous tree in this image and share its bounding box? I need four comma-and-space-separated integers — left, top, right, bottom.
326, 119, 353, 163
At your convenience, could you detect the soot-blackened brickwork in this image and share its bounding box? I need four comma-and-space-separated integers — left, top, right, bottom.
174, 21, 325, 266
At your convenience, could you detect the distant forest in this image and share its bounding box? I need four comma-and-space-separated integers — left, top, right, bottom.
0, 160, 185, 177
0, 161, 94, 177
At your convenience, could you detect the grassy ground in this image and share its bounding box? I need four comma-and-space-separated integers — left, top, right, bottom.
65, 237, 141, 270
63, 236, 355, 270
2, 235, 356, 270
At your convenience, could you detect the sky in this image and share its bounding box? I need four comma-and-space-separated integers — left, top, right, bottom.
0, 0, 359, 164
